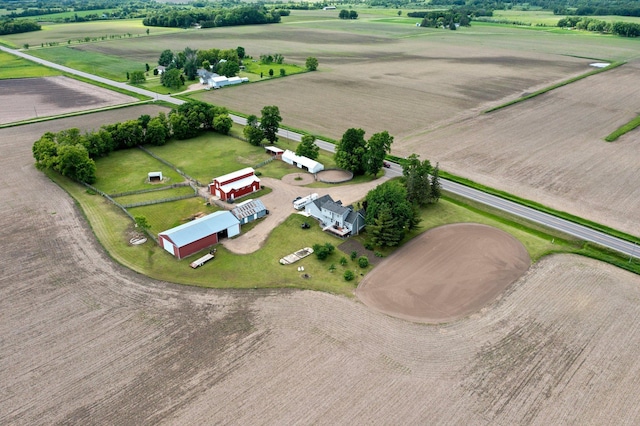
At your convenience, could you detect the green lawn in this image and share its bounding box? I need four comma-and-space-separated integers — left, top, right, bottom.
243, 60, 305, 78
93, 148, 185, 194
129, 197, 220, 235
0, 51, 61, 79
112, 185, 196, 206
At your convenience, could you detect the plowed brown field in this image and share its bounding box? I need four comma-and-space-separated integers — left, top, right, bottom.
3, 110, 640, 424
0, 76, 138, 124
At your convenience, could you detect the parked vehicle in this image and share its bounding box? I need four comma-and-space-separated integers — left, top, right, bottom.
383, 161, 391, 168
293, 193, 318, 210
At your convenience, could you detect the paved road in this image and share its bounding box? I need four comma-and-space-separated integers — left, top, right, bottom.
3, 46, 638, 260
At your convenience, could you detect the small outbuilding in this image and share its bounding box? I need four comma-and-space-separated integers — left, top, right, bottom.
232, 199, 268, 225
281, 150, 324, 174
209, 167, 260, 201
158, 211, 240, 259
147, 171, 163, 183
265, 146, 284, 157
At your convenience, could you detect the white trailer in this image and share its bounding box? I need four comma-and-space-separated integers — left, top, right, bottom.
293, 193, 318, 210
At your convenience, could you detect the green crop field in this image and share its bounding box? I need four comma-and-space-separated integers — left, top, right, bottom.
0, 51, 60, 78
28, 45, 146, 81
0, 19, 180, 48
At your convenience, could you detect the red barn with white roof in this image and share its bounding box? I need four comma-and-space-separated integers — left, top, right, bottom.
209, 167, 260, 201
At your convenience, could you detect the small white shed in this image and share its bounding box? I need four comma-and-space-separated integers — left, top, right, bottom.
282, 150, 324, 174
148, 171, 163, 182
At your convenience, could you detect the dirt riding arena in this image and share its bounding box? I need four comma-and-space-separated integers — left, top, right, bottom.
316, 168, 353, 183
3, 111, 640, 423
0, 76, 138, 124
356, 223, 531, 323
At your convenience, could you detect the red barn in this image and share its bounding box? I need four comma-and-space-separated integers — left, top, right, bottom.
209, 167, 260, 201
158, 211, 240, 259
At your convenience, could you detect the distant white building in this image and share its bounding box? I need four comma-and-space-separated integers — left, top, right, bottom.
281, 150, 324, 174
206, 75, 249, 89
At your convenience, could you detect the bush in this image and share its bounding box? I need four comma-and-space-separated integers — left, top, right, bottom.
344, 270, 354, 281
358, 256, 369, 268
350, 250, 358, 260
374, 251, 384, 258
313, 242, 335, 260
364, 241, 374, 250
340, 256, 348, 266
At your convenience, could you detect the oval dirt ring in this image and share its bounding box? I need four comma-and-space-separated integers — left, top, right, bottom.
356, 223, 531, 323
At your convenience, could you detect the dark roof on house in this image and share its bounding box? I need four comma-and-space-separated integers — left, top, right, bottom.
345, 209, 365, 226
321, 198, 349, 216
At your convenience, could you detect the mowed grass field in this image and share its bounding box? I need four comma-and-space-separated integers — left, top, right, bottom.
0, 51, 60, 79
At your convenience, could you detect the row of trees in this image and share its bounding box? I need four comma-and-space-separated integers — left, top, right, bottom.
0, 19, 40, 35
143, 6, 281, 28
364, 155, 441, 248
338, 9, 358, 19
409, 9, 471, 27
334, 128, 393, 177
32, 101, 232, 184
558, 16, 640, 36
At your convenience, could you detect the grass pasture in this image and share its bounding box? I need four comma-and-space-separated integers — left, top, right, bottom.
93, 148, 185, 194
0, 51, 60, 79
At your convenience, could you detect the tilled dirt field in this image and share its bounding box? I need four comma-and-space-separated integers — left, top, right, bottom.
0, 76, 138, 124
400, 61, 640, 237
356, 223, 531, 323
3, 110, 640, 424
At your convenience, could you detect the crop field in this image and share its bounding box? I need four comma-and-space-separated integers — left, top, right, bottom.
400, 61, 640, 237
3, 111, 640, 423
0, 19, 180, 48
0, 76, 138, 125
4, 10, 640, 423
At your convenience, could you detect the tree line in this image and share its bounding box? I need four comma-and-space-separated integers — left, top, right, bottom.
558, 16, 640, 36
142, 5, 282, 28
32, 101, 232, 184
0, 19, 40, 35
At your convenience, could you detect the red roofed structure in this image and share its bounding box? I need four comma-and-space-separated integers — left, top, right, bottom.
209, 167, 260, 201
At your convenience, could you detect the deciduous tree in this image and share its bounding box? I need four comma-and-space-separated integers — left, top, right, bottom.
296, 134, 319, 160
365, 180, 415, 247
305, 56, 318, 71
335, 128, 366, 175
260, 105, 282, 144
158, 49, 173, 66
365, 131, 393, 176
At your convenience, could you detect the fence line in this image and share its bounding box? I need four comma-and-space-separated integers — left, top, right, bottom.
109, 182, 191, 198
82, 182, 159, 244
137, 145, 205, 187
254, 156, 274, 169
120, 192, 197, 208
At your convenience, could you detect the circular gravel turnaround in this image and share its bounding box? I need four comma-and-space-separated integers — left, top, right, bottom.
281, 172, 315, 186
356, 223, 531, 323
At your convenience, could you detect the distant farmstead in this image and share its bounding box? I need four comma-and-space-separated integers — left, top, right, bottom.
158, 211, 240, 259
209, 167, 260, 201
281, 150, 324, 174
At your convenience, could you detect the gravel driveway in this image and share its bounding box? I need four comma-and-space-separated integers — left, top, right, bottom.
222, 175, 388, 254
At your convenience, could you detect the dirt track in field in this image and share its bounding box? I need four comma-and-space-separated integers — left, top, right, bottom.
356, 223, 531, 323
0, 76, 138, 124
3, 109, 640, 424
